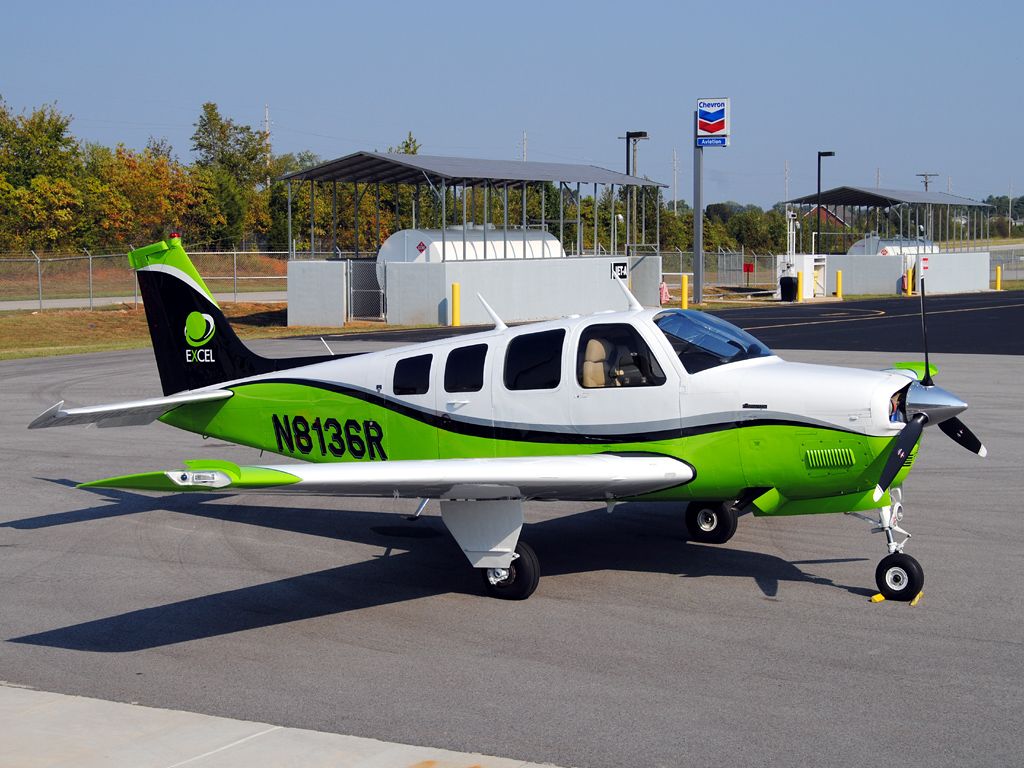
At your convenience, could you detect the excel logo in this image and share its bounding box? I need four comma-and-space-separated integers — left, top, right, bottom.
184, 311, 216, 363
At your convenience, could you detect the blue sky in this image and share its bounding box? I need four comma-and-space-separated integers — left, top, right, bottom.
2, 0, 1019, 207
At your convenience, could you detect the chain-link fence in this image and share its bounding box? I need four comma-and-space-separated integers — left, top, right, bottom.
0, 250, 293, 309
991, 248, 1024, 284
660, 249, 778, 296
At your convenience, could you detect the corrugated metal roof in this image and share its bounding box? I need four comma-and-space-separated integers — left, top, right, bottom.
787, 185, 991, 208
280, 151, 664, 187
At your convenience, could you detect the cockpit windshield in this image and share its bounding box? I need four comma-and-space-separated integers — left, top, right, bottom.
654, 310, 773, 374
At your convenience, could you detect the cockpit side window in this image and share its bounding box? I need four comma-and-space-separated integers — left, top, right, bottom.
576, 323, 666, 388
654, 310, 772, 374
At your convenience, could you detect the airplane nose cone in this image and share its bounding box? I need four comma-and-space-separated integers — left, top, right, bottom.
906, 381, 967, 425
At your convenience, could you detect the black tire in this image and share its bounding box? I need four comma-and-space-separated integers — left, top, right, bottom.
875, 552, 924, 601
685, 503, 738, 544
481, 541, 540, 600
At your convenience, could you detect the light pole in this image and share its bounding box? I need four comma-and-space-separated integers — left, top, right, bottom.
620, 130, 648, 255
816, 151, 835, 254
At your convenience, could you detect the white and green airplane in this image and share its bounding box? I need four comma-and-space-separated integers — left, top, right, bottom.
30, 236, 986, 601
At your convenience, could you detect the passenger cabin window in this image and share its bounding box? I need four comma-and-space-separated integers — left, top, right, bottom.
444, 344, 487, 393
577, 323, 666, 388
654, 310, 772, 374
393, 354, 432, 395
504, 329, 565, 390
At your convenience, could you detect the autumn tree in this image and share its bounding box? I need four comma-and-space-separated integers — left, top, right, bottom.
0, 99, 82, 188
191, 102, 270, 247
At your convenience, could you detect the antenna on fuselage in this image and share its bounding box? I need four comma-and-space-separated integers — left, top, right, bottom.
477, 294, 508, 331
615, 275, 644, 311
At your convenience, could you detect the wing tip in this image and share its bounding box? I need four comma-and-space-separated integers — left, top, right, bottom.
27, 401, 65, 430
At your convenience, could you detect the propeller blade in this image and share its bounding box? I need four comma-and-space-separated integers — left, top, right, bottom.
919, 279, 934, 386
939, 416, 988, 458
873, 413, 927, 502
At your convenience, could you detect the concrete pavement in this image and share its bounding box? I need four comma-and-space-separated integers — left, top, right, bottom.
1, 684, 555, 767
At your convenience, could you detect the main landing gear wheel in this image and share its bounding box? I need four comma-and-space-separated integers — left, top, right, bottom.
685, 503, 738, 544
481, 541, 540, 600
875, 552, 924, 601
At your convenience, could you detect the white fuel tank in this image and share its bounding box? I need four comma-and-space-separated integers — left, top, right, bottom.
376, 226, 565, 284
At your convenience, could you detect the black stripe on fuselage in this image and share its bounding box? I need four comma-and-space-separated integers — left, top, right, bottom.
236, 377, 861, 445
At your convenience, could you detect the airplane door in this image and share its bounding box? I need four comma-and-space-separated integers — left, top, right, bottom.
569, 322, 680, 443
436, 341, 495, 459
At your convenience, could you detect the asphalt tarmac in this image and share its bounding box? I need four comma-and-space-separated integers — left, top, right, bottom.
303, 290, 1024, 355
716, 290, 1024, 354
2, 311, 1022, 767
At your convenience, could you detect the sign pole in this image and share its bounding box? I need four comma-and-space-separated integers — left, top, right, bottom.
693, 110, 704, 304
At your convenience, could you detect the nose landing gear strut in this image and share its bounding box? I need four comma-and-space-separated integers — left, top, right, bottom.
847, 488, 924, 601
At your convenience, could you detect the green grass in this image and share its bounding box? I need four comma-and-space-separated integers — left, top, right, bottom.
0, 303, 387, 360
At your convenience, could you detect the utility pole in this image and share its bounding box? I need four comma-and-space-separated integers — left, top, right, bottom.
784, 160, 789, 201
672, 148, 678, 215
876, 168, 880, 188
263, 104, 271, 187
916, 172, 938, 192
1010, 182, 1014, 234
521, 130, 527, 162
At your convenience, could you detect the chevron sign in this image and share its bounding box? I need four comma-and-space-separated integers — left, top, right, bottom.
696, 98, 730, 147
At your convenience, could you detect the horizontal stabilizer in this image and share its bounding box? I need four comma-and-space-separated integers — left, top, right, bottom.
28, 389, 233, 430
78, 454, 693, 501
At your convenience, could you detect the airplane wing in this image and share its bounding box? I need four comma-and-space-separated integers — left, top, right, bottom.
28, 390, 233, 429
79, 454, 694, 501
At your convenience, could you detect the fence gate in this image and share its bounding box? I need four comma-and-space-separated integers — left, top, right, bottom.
713, 251, 744, 286
347, 260, 385, 320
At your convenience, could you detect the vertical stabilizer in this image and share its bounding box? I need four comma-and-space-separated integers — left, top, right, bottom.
130, 237, 333, 394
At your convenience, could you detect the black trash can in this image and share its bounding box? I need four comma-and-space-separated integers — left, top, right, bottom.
779, 276, 798, 302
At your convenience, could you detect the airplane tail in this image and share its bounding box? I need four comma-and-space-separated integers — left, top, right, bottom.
130, 236, 333, 395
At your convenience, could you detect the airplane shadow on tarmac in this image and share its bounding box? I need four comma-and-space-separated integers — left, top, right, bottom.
7, 484, 871, 653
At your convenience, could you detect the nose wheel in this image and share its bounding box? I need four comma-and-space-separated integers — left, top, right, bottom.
875, 552, 924, 600
848, 488, 924, 602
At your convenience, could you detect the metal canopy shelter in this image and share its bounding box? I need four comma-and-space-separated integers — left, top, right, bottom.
279, 151, 665, 259
786, 185, 992, 254
281, 152, 662, 188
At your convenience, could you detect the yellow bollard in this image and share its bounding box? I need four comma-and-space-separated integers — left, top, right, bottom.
836, 270, 843, 300
905, 268, 913, 296
996, 265, 1002, 291
681, 274, 689, 310
796, 271, 804, 303
451, 282, 461, 327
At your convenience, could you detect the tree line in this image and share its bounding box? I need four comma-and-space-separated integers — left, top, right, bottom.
1, 98, 1015, 256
